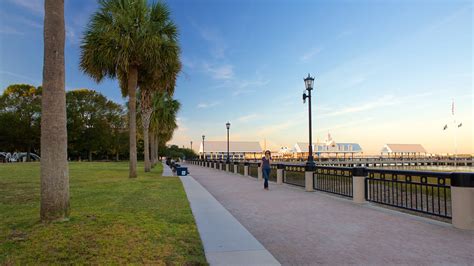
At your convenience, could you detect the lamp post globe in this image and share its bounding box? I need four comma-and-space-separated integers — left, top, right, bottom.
303, 73, 316, 168
226, 122, 231, 163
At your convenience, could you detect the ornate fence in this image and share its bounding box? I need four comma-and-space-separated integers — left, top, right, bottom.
366, 169, 451, 218
283, 165, 305, 187
314, 166, 353, 198
249, 162, 259, 178
188, 159, 474, 222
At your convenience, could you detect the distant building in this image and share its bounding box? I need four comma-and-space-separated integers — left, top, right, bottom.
294, 134, 363, 159
380, 144, 427, 157
199, 141, 262, 160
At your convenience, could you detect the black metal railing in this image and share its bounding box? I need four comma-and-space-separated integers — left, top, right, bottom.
366, 169, 451, 218
314, 166, 353, 198
283, 165, 305, 187
269, 164, 278, 182
237, 163, 245, 175
249, 162, 259, 178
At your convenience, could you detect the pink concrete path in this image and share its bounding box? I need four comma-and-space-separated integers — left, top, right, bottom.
184, 163, 473, 265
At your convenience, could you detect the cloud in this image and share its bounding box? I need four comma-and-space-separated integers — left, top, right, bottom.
236, 114, 259, 123
0, 25, 24, 35
319, 95, 397, 118
191, 21, 227, 59
0, 70, 39, 84
203, 63, 234, 80
197, 101, 220, 109
8, 0, 43, 16
300, 47, 323, 62
316, 117, 374, 133
66, 25, 78, 44
232, 78, 269, 96
256, 116, 305, 137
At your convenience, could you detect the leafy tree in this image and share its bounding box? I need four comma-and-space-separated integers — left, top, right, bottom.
41, 0, 69, 221
0, 84, 41, 160
66, 89, 124, 161
80, 0, 179, 178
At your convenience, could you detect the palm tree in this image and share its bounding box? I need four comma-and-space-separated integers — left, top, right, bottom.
150, 92, 180, 162
40, 0, 69, 221
139, 58, 181, 172
80, 0, 178, 178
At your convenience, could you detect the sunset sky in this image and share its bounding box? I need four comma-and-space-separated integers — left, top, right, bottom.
0, 0, 472, 154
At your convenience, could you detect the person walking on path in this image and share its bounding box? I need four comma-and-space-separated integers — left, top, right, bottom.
261, 150, 272, 190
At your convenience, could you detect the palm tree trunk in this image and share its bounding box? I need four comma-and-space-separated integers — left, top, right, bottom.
40, 0, 69, 221
155, 135, 159, 161
141, 91, 152, 172
143, 125, 150, 172
150, 130, 155, 168
128, 66, 138, 178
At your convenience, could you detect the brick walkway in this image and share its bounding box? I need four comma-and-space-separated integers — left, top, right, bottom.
184, 163, 473, 265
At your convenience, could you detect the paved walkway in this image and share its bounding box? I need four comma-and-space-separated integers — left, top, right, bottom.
184, 163, 474, 265
161, 162, 175, 177
162, 162, 279, 265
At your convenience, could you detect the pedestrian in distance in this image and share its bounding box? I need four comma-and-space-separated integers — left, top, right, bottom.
262, 150, 272, 190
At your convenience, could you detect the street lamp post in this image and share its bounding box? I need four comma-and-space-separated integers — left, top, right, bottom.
226, 122, 231, 163
190, 141, 193, 150
202, 135, 205, 160
302, 73, 315, 167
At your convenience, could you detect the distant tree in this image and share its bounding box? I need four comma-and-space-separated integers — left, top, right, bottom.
80, 0, 179, 178
41, 0, 69, 221
66, 89, 124, 161
160, 145, 197, 160
0, 84, 41, 160
150, 92, 180, 164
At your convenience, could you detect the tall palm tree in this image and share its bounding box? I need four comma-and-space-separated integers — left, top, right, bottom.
40, 0, 69, 221
150, 92, 180, 162
140, 58, 181, 172
80, 0, 178, 178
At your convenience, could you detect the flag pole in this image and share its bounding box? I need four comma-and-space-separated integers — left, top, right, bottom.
452, 99, 457, 167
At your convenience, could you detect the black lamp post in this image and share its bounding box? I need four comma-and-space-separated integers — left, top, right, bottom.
202, 135, 205, 160
190, 141, 193, 151
226, 122, 231, 163
303, 73, 315, 167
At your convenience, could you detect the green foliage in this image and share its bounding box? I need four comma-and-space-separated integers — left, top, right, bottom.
0, 84, 41, 155
151, 92, 180, 146
66, 89, 127, 160
80, 0, 179, 96
0, 162, 206, 264
160, 145, 197, 160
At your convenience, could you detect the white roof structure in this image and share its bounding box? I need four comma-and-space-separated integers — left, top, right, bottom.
199, 141, 262, 153
381, 144, 427, 153
295, 142, 363, 153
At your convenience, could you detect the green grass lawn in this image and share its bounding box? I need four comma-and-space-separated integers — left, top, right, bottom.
0, 162, 207, 265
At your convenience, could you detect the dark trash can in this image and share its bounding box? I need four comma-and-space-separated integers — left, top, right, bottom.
176, 167, 189, 176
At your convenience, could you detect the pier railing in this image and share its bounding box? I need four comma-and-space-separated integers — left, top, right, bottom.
189, 159, 474, 229
314, 166, 353, 198
365, 169, 452, 218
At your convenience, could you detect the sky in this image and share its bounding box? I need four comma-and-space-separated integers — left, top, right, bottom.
0, 0, 472, 155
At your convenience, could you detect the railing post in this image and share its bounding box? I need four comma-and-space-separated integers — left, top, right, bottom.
305, 164, 315, 192
225, 162, 230, 172
219, 161, 224, 171
451, 173, 474, 230
213, 160, 217, 169
277, 164, 284, 185
233, 162, 238, 174
352, 167, 368, 204
244, 162, 249, 176
258, 162, 262, 181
